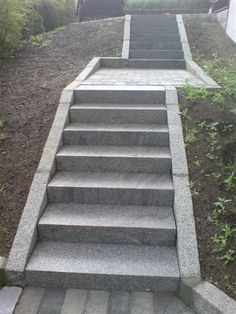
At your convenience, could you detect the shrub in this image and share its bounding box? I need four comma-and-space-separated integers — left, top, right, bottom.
0, 0, 26, 57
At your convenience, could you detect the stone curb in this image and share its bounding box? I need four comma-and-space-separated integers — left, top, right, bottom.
0, 286, 22, 314
5, 59, 101, 286
179, 279, 236, 314
122, 15, 131, 59
165, 86, 201, 281
176, 15, 220, 88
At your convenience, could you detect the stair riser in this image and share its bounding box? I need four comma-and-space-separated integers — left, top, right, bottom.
47, 187, 174, 206
128, 60, 186, 70
25, 271, 179, 292
70, 109, 167, 124
130, 42, 182, 50
131, 27, 179, 35
38, 225, 176, 246
74, 90, 165, 104
131, 34, 180, 42
131, 21, 177, 27
129, 50, 184, 60
56, 156, 172, 174
63, 131, 169, 147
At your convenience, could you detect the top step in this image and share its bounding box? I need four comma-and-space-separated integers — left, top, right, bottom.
75, 86, 165, 104
131, 15, 177, 27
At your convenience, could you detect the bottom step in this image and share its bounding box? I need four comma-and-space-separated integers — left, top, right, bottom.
25, 242, 180, 292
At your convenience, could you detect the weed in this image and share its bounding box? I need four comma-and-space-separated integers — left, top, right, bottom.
223, 170, 236, 192
179, 107, 191, 121
184, 128, 197, 146
214, 198, 232, 214
223, 124, 234, 133
221, 250, 235, 265
206, 152, 218, 162
188, 180, 199, 198
183, 84, 209, 102
0, 120, 7, 141
193, 158, 201, 167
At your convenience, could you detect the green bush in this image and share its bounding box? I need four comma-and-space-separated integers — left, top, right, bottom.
0, 0, 26, 57
0, 0, 75, 58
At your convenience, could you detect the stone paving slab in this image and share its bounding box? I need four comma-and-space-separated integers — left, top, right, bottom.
14, 287, 195, 314
82, 68, 205, 87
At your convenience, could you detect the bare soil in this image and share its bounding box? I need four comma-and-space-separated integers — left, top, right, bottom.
182, 14, 236, 299
0, 17, 124, 256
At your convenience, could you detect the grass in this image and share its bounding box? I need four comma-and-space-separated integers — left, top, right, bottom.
125, 0, 209, 11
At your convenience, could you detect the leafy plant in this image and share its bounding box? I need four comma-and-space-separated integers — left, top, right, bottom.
221, 250, 235, 265
183, 83, 209, 103
184, 128, 197, 146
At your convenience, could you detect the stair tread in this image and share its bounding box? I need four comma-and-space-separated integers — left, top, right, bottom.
57, 145, 171, 159
39, 203, 175, 230
26, 241, 180, 278
64, 123, 168, 132
48, 172, 173, 190
70, 103, 166, 110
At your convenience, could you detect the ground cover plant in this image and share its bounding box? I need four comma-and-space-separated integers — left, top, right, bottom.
125, 0, 209, 11
180, 15, 236, 299
0, 17, 124, 256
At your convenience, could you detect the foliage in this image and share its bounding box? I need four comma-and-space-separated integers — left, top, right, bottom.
0, 0, 26, 57
0, 0, 75, 57
125, 0, 209, 11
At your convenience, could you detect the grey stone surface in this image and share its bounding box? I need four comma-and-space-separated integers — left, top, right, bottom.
153, 292, 174, 313
108, 291, 130, 314
0, 286, 22, 314
61, 289, 87, 314
191, 281, 236, 314
122, 15, 131, 58
128, 59, 186, 70
14, 287, 45, 314
63, 123, 169, 147
130, 41, 182, 51
70, 103, 167, 124
130, 292, 153, 314
131, 25, 179, 35
37, 289, 65, 314
25, 242, 180, 291
130, 50, 184, 60
82, 68, 204, 87
56, 145, 171, 174
131, 33, 180, 42
173, 175, 201, 279
75, 85, 165, 104
5, 172, 49, 286
47, 171, 174, 206
38, 203, 176, 245
85, 291, 109, 314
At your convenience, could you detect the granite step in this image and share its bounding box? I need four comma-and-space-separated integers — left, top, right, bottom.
128, 59, 186, 70
130, 34, 180, 42
129, 50, 184, 60
130, 41, 182, 50
131, 26, 179, 35
74, 86, 165, 104
70, 103, 167, 124
38, 203, 176, 246
63, 123, 169, 147
56, 145, 172, 174
25, 241, 180, 291
47, 171, 174, 206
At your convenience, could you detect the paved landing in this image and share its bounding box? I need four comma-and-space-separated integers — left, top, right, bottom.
82, 68, 205, 87
14, 288, 195, 314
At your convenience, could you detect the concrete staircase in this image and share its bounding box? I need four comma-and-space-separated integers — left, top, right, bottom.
25, 86, 180, 291
129, 15, 185, 69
